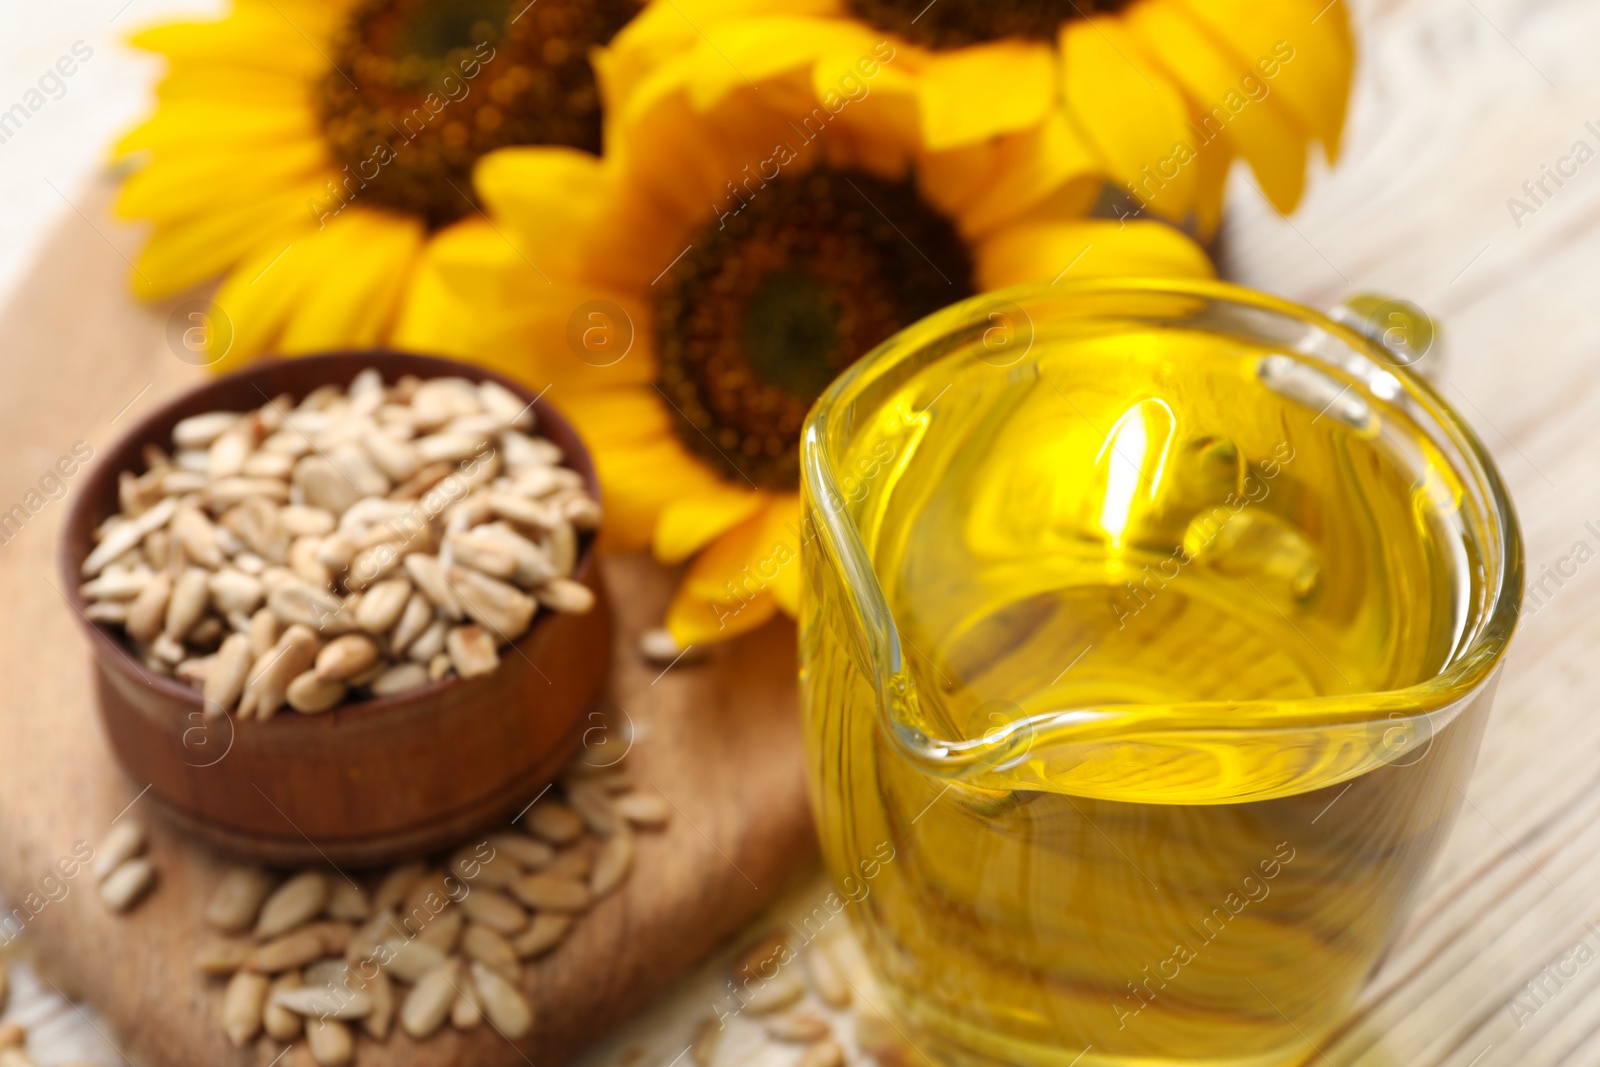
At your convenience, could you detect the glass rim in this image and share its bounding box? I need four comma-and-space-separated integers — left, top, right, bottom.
801, 276, 1524, 756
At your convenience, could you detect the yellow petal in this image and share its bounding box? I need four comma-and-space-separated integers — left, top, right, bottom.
207, 236, 326, 371
1126, 0, 1310, 214
654, 489, 767, 565
1059, 18, 1197, 220
976, 219, 1214, 290
131, 177, 326, 299
932, 112, 1104, 238
757, 495, 804, 615
665, 504, 785, 644
390, 223, 487, 360
115, 101, 317, 160
117, 140, 328, 222
916, 40, 1057, 152
276, 210, 425, 352
1173, 0, 1352, 159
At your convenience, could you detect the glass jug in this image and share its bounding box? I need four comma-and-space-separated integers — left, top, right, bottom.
798, 280, 1521, 1067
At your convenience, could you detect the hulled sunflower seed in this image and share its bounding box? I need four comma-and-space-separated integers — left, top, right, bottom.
256, 871, 329, 937
203, 633, 252, 714
306, 1016, 355, 1067
362, 967, 396, 1040
194, 939, 255, 976
370, 661, 430, 696
590, 826, 634, 899
511, 913, 572, 959
313, 633, 379, 682
509, 873, 590, 913
399, 961, 458, 1039
250, 929, 326, 973
471, 961, 533, 1039
538, 576, 595, 614
446, 624, 498, 678
458, 889, 527, 935
287, 670, 346, 714
206, 866, 273, 932
524, 800, 584, 845
262, 971, 305, 1042
93, 820, 147, 881
223, 970, 268, 1047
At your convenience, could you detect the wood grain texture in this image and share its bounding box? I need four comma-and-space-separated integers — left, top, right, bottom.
0, 182, 816, 1067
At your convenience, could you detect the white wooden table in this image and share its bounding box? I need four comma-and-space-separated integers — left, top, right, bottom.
6, 0, 1600, 1064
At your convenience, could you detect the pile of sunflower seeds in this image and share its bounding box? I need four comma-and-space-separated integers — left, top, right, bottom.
148, 761, 668, 1064
78, 370, 600, 718
688, 923, 885, 1067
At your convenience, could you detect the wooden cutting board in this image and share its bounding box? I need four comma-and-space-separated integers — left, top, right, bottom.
0, 180, 818, 1067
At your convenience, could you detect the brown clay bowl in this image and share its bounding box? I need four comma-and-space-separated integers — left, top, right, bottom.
59, 351, 612, 868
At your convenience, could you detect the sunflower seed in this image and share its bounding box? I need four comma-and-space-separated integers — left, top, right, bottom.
163, 567, 210, 639
272, 986, 373, 1020
96, 857, 156, 915
766, 1012, 832, 1043
511, 913, 571, 959
325, 878, 369, 921
194, 939, 255, 976
447, 564, 536, 637
171, 506, 224, 569
353, 577, 410, 633
450, 975, 483, 1031
124, 570, 171, 643
509, 873, 591, 913
796, 1040, 845, 1067
82, 497, 177, 576
173, 411, 240, 449
200, 634, 250, 712
287, 670, 346, 713
544, 521, 577, 575
691, 1016, 722, 1067
306, 1017, 355, 1067
804, 944, 851, 1008
548, 845, 592, 880
373, 864, 426, 914
591, 826, 633, 898
404, 617, 448, 664
524, 799, 584, 844
487, 832, 554, 870
458, 889, 528, 935
462, 923, 520, 973
246, 605, 280, 659
207, 569, 263, 615
262, 971, 305, 1042
267, 578, 345, 631
383, 938, 449, 985
294, 456, 364, 516
566, 782, 619, 836
251, 929, 326, 973
446, 624, 499, 678
362, 968, 396, 1040
487, 492, 560, 530
538, 577, 595, 614
471, 961, 533, 1038
93, 820, 147, 881
314, 633, 379, 682
404, 554, 462, 619
370, 661, 430, 696
223, 970, 268, 1047
399, 960, 458, 1038
256, 871, 329, 937
206, 866, 273, 933
414, 906, 463, 954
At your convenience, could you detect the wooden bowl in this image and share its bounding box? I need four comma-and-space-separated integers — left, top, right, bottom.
58, 351, 612, 868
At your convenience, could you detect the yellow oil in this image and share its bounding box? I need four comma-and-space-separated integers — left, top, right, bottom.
801, 324, 1494, 1066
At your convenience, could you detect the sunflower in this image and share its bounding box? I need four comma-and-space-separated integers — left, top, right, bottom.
113, 0, 640, 366
600, 0, 1353, 235
438, 35, 1215, 645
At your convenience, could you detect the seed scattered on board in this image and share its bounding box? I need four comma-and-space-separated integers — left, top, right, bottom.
94, 748, 668, 1064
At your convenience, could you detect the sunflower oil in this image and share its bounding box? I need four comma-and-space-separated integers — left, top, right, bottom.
801, 320, 1494, 1066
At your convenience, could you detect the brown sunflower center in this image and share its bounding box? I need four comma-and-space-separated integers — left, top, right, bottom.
845, 0, 1131, 48
654, 169, 974, 490
317, 0, 635, 228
